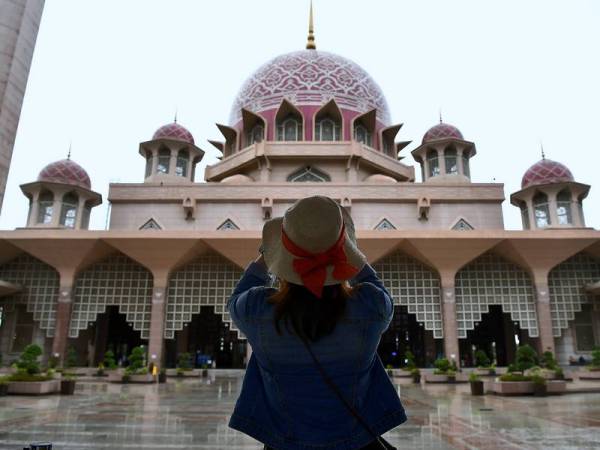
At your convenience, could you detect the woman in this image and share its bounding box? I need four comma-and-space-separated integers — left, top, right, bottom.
227, 196, 406, 450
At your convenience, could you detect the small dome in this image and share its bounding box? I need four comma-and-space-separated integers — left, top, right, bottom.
153, 122, 194, 144
221, 174, 254, 184
422, 122, 463, 144
364, 174, 397, 183
38, 159, 91, 190
521, 159, 574, 189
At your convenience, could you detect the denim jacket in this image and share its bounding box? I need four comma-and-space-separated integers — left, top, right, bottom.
227, 261, 407, 450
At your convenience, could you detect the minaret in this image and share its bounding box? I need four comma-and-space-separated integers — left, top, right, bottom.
306, 1, 316, 50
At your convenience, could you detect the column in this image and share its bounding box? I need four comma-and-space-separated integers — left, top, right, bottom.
456, 148, 464, 176
169, 149, 178, 176
52, 283, 74, 365
75, 196, 86, 229
548, 192, 559, 227
533, 274, 555, 355
423, 158, 430, 182
50, 190, 62, 227
150, 148, 159, 175
441, 275, 460, 367
28, 190, 40, 227
437, 147, 446, 176
148, 286, 167, 367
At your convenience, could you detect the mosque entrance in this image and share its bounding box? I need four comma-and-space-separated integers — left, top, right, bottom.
377, 306, 438, 368
459, 305, 523, 367
92, 306, 145, 366
165, 306, 246, 369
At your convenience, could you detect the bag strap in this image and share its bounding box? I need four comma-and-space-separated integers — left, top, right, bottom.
299, 335, 390, 450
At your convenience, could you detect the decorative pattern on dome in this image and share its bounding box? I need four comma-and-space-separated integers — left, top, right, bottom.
153, 122, 195, 144
521, 159, 574, 189
38, 159, 91, 190
230, 50, 391, 125
422, 123, 463, 144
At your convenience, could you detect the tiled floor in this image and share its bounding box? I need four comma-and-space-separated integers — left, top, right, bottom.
1, 373, 600, 449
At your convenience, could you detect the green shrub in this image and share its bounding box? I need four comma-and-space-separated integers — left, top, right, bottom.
121, 374, 130, 383
515, 345, 538, 372
554, 367, 564, 379
474, 349, 491, 368
8, 372, 53, 382
469, 372, 481, 382
65, 346, 78, 368
405, 350, 416, 370
541, 351, 558, 370
47, 355, 59, 369
177, 352, 192, 370
434, 358, 450, 373
103, 350, 117, 370
592, 347, 600, 368
531, 374, 546, 386
126, 346, 146, 374
0, 375, 9, 385
507, 363, 518, 373
499, 373, 532, 382
16, 344, 43, 375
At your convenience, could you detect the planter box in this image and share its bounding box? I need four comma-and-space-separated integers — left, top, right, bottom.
107, 370, 124, 383
491, 380, 566, 395
392, 370, 413, 378
474, 369, 497, 377
424, 373, 468, 383
547, 380, 567, 393
578, 370, 600, 380
166, 369, 197, 377
8, 380, 60, 395
129, 374, 155, 383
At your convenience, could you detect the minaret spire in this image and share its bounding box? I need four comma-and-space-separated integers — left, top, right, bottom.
306, 0, 316, 50
540, 141, 545, 160
67, 141, 72, 160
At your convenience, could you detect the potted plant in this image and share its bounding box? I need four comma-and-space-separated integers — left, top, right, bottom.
515, 345, 538, 372
532, 373, 547, 397
7, 344, 59, 395
103, 350, 117, 370
469, 372, 484, 395
404, 350, 416, 372
386, 364, 394, 377
65, 346, 78, 370
95, 363, 105, 377
410, 368, 421, 384
554, 367, 564, 380
158, 368, 167, 383
60, 374, 76, 395
177, 352, 193, 376
176, 367, 185, 378
446, 370, 456, 384
121, 373, 130, 384
201, 363, 209, 378
0, 376, 8, 396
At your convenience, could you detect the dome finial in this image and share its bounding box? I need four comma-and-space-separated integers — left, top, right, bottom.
439, 108, 443, 124
306, 0, 316, 50
174, 108, 178, 124
67, 141, 72, 160
540, 141, 545, 160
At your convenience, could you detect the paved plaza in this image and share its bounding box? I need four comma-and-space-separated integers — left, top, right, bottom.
1, 372, 600, 449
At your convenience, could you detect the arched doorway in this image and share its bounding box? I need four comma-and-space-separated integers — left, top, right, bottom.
455, 252, 538, 367
165, 252, 245, 368
373, 251, 442, 367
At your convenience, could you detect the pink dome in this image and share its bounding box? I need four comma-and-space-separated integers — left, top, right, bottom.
153, 122, 194, 144
229, 50, 391, 126
38, 159, 91, 190
521, 159, 574, 189
422, 123, 463, 144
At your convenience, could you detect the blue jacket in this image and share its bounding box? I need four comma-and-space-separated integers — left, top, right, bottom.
227, 261, 407, 450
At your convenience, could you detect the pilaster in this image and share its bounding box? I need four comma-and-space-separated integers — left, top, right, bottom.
533, 280, 555, 355
52, 285, 74, 364
148, 286, 167, 367
441, 278, 460, 367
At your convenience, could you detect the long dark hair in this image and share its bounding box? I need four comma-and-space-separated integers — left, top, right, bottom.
267, 279, 358, 343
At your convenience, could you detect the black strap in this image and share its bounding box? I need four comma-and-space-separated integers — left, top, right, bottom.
299, 336, 391, 450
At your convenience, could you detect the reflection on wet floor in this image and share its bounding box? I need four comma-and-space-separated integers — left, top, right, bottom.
0, 373, 599, 449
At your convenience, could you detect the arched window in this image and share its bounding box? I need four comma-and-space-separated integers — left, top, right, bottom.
144, 150, 152, 178
247, 124, 264, 145
354, 123, 372, 146
60, 192, 78, 228
176, 150, 189, 177
462, 150, 471, 178
277, 114, 302, 141
556, 189, 572, 225
533, 192, 551, 228
445, 148, 458, 174
427, 149, 439, 177
157, 148, 170, 174
287, 166, 330, 182
315, 116, 341, 141
37, 191, 54, 224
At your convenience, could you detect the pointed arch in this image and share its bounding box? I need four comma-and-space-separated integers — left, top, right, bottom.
165, 251, 245, 338
351, 109, 376, 147
242, 108, 267, 147
372, 250, 443, 338
69, 252, 153, 339
548, 252, 600, 337
275, 99, 304, 141
313, 99, 343, 141
455, 252, 538, 339
287, 165, 331, 182
0, 254, 59, 337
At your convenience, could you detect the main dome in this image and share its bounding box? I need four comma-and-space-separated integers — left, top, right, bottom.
229, 50, 391, 126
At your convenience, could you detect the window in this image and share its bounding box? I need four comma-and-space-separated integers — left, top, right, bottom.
445, 148, 458, 174
315, 116, 341, 141
452, 219, 474, 230
157, 148, 170, 173
375, 218, 396, 230
533, 192, 551, 228
462, 151, 471, 178
427, 149, 439, 177
144, 151, 152, 178
218, 219, 240, 230
287, 166, 330, 182
556, 189, 572, 225
176, 150, 189, 177
140, 218, 162, 230
247, 124, 264, 145
277, 115, 302, 141
354, 123, 372, 146
37, 191, 54, 224
60, 192, 78, 228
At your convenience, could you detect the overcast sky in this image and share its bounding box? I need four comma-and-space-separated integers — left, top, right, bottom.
1, 0, 599, 231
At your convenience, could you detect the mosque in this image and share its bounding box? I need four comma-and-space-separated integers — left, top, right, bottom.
0, 5, 598, 370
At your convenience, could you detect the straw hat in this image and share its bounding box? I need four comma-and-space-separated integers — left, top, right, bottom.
262, 196, 366, 297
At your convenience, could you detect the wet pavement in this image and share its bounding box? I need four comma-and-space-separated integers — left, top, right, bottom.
1, 372, 600, 449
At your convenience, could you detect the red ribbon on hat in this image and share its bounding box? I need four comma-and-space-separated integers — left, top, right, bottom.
281, 223, 359, 298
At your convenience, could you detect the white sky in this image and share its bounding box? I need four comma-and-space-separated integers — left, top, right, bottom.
1, 0, 599, 231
